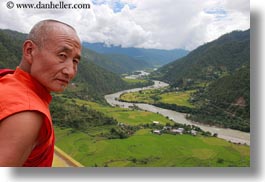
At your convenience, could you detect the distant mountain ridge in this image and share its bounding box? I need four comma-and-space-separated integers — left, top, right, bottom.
82, 42, 189, 67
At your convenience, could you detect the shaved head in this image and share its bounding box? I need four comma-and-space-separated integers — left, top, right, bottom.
27, 19, 79, 48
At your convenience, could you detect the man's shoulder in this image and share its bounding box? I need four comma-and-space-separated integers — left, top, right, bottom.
0, 77, 51, 121
0, 76, 27, 103
0, 76, 31, 104
0, 73, 45, 103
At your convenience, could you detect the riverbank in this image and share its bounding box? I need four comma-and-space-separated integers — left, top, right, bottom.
105, 80, 250, 145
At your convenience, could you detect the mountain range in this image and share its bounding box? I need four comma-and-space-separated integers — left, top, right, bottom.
83, 42, 189, 67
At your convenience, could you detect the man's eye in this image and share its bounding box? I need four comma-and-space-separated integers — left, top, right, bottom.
73, 59, 80, 64
59, 54, 67, 59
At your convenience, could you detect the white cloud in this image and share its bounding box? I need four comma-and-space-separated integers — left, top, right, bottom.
0, 0, 250, 50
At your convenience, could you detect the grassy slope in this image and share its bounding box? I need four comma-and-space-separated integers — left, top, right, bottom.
55, 127, 249, 167
54, 99, 250, 167
75, 99, 173, 126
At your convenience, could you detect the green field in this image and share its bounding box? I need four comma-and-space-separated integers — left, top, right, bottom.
120, 89, 195, 108
160, 90, 196, 108
55, 127, 250, 167
122, 78, 149, 84
54, 99, 250, 167
75, 99, 174, 126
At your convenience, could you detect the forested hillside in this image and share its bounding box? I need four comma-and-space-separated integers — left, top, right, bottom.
152, 29, 250, 86
150, 29, 250, 132
0, 29, 27, 68
82, 48, 150, 74
189, 65, 250, 131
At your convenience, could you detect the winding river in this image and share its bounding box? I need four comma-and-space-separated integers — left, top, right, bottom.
104, 80, 250, 145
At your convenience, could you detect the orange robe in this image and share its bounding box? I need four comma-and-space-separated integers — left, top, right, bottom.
0, 67, 54, 167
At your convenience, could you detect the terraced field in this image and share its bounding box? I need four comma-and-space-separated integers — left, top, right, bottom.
53, 99, 250, 167
54, 127, 250, 167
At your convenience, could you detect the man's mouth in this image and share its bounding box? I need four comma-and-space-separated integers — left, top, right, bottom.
57, 79, 69, 85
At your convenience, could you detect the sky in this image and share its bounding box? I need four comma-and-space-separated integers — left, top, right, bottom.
0, 0, 250, 51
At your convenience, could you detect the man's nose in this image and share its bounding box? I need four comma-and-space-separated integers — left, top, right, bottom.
62, 60, 76, 79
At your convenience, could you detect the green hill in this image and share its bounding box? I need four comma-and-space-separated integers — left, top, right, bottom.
150, 29, 250, 132
0, 29, 27, 68
189, 65, 250, 131
82, 48, 150, 74
104, 53, 150, 74
152, 29, 250, 85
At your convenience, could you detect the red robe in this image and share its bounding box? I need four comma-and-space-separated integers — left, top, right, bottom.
0, 67, 54, 167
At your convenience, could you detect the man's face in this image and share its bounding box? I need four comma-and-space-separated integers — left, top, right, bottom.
30, 27, 81, 92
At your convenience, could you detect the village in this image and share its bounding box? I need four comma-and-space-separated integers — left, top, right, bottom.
151, 121, 199, 136
115, 119, 215, 140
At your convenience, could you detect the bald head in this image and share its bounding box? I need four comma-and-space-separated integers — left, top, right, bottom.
27, 19, 80, 48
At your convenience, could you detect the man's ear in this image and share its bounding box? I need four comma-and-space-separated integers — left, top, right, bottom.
23, 40, 36, 64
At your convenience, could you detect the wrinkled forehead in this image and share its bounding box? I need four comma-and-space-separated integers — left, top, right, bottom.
44, 35, 82, 55
36, 22, 81, 50
49, 23, 81, 44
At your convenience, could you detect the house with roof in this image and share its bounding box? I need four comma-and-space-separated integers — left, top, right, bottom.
153, 129, 161, 135
171, 128, 184, 135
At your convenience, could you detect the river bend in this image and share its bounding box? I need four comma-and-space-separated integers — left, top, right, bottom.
104, 80, 250, 145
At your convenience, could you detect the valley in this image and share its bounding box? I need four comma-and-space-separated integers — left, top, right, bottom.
0, 28, 250, 167
53, 73, 250, 167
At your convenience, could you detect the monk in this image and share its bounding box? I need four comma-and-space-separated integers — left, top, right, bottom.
0, 19, 81, 167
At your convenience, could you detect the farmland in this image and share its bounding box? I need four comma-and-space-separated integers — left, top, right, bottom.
55, 126, 250, 167
120, 89, 196, 108
54, 99, 250, 167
